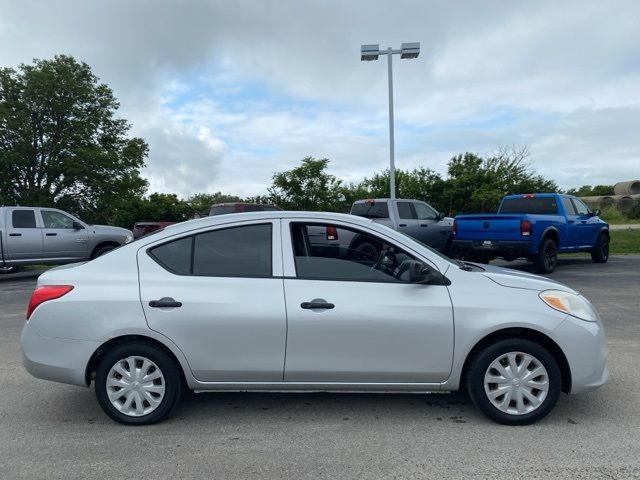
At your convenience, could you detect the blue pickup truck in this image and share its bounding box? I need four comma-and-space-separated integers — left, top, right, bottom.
452, 193, 610, 273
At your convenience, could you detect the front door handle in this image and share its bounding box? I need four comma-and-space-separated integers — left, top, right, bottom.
568, 220, 575, 224
398, 223, 407, 227
149, 297, 182, 308
420, 223, 429, 227
9, 233, 21, 237
301, 299, 335, 310
45, 233, 57, 236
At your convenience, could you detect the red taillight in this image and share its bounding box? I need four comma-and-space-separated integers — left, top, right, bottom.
452, 219, 457, 235
520, 219, 532, 236
326, 226, 338, 241
26, 285, 74, 320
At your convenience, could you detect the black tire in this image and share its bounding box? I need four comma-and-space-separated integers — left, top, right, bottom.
466, 338, 561, 425
92, 244, 117, 259
591, 234, 609, 263
534, 238, 557, 274
95, 342, 182, 425
0, 266, 17, 274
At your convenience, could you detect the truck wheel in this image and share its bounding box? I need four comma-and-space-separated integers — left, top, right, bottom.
92, 244, 117, 259
591, 234, 609, 263
0, 266, 17, 274
534, 238, 557, 274
351, 241, 380, 262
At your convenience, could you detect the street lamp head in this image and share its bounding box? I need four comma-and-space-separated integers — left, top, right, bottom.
400, 42, 420, 59
361, 44, 380, 61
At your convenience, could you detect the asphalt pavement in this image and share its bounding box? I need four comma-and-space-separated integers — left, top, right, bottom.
0, 256, 638, 479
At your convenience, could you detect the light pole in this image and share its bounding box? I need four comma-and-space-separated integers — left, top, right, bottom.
361, 42, 420, 200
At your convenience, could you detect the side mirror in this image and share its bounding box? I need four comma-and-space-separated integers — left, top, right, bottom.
408, 260, 432, 283
436, 212, 446, 221
72, 221, 84, 230
591, 209, 601, 217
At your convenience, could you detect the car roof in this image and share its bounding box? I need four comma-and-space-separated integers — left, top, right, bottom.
161, 211, 373, 234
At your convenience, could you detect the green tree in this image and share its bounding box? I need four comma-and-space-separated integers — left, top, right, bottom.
353, 167, 446, 211
0, 55, 148, 223
268, 157, 344, 211
186, 192, 243, 217
445, 147, 558, 214
111, 193, 192, 228
565, 185, 614, 197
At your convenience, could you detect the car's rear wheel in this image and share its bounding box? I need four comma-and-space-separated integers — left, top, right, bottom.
0, 266, 17, 274
534, 238, 558, 273
95, 342, 182, 425
466, 338, 561, 425
591, 234, 609, 263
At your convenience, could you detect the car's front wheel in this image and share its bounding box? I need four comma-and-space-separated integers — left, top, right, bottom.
95, 342, 182, 425
466, 338, 561, 425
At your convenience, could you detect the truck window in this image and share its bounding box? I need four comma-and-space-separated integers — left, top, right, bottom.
397, 202, 415, 219
12, 210, 37, 228
41, 210, 75, 229
414, 202, 437, 220
571, 198, 590, 216
499, 197, 559, 215
561, 197, 576, 215
350, 202, 389, 218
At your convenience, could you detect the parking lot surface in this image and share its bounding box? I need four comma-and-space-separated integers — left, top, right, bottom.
1, 257, 639, 479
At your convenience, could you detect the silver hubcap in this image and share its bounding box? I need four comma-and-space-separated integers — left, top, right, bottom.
106, 356, 165, 417
484, 352, 549, 415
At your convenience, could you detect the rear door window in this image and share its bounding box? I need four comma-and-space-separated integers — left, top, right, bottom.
561, 197, 576, 215
193, 224, 272, 276
149, 223, 273, 277
397, 202, 415, 220
12, 210, 37, 228
149, 236, 193, 275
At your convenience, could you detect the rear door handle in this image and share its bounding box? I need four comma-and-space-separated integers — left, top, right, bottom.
568, 220, 575, 224
45, 233, 57, 236
420, 223, 428, 227
9, 233, 21, 237
149, 297, 182, 308
581, 221, 587, 224
301, 300, 335, 310
398, 223, 407, 227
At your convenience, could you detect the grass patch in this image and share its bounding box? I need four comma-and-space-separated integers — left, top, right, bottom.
609, 229, 640, 254
599, 206, 638, 225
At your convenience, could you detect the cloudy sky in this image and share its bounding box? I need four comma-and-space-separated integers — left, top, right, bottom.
1, 0, 638, 197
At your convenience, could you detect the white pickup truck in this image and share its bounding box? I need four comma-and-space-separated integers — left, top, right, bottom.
0, 206, 133, 273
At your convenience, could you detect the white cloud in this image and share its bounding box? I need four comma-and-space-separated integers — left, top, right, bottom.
1, 0, 638, 197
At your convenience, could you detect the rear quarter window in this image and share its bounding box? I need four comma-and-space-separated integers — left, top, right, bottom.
499, 197, 559, 215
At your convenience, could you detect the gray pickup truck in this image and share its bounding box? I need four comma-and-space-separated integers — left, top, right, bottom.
0, 206, 133, 273
349, 198, 454, 257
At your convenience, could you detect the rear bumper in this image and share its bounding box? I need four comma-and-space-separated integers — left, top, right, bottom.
452, 239, 533, 258
21, 321, 99, 387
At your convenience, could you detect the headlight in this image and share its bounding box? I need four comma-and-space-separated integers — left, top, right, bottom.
125, 234, 134, 244
539, 289, 598, 322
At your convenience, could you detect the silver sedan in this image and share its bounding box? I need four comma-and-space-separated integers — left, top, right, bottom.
21, 211, 608, 425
